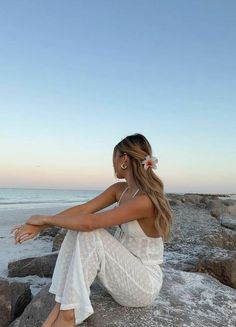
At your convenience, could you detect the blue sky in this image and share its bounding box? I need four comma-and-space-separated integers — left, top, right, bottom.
0, 0, 235, 193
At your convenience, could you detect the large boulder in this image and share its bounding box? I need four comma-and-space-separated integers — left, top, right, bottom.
222, 198, 236, 206
52, 228, 67, 251
183, 194, 203, 204
193, 247, 236, 288
166, 193, 185, 203
8, 282, 55, 327
165, 203, 236, 288
200, 195, 215, 204
221, 214, 236, 230
227, 205, 236, 216
9, 267, 236, 327
168, 199, 183, 206
8, 252, 59, 278
0, 278, 32, 327
202, 227, 236, 250
39, 226, 61, 237
205, 199, 228, 219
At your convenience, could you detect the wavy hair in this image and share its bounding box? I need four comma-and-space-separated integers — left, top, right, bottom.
113, 133, 173, 242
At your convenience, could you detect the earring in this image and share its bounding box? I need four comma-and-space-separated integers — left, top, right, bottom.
121, 163, 127, 169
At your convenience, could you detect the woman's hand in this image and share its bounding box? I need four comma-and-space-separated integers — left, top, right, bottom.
26, 214, 50, 226
10, 223, 44, 244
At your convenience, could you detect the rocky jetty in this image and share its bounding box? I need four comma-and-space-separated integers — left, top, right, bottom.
2, 193, 236, 327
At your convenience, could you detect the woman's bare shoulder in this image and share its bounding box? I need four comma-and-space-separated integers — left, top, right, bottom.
114, 181, 128, 200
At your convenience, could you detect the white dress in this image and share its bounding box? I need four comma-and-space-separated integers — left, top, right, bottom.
48, 187, 164, 325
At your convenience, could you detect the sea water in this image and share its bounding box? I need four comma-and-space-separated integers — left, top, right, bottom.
0, 187, 102, 211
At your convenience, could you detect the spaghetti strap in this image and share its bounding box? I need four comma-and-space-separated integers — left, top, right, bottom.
117, 186, 129, 205
132, 188, 139, 198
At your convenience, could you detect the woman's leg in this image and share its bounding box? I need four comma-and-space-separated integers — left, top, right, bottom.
51, 309, 75, 327
41, 302, 61, 327
94, 229, 162, 307
48, 229, 100, 326
48, 228, 162, 326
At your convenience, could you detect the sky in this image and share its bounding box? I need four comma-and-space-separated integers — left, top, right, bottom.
0, 0, 235, 194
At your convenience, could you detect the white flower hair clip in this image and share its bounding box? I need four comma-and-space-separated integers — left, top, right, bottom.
141, 155, 158, 170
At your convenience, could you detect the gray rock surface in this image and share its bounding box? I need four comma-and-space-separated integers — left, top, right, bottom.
221, 214, 236, 230
183, 194, 203, 204
193, 247, 236, 288
39, 226, 61, 237
0, 278, 32, 327
8, 252, 58, 278
222, 199, 236, 206
164, 202, 236, 288
168, 199, 183, 206
9, 267, 236, 327
166, 193, 185, 203
227, 204, 236, 216
205, 198, 228, 218
52, 228, 67, 251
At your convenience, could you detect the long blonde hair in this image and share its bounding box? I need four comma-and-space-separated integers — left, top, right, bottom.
113, 133, 173, 242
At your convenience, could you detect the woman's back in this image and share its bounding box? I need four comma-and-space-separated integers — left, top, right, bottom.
113, 186, 164, 280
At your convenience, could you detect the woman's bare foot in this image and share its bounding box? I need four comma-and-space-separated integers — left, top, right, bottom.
41, 302, 61, 327
51, 309, 76, 327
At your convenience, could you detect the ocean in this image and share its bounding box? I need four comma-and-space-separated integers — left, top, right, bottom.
0, 187, 103, 294
0, 187, 103, 211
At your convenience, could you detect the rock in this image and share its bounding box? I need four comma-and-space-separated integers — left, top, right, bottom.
164, 203, 236, 288
168, 199, 182, 206
163, 250, 201, 272
183, 194, 203, 204
200, 195, 219, 204
205, 199, 228, 218
52, 228, 67, 251
202, 227, 236, 251
0, 278, 32, 327
227, 205, 236, 216
165, 204, 220, 247
8, 318, 20, 327
223, 199, 236, 206
9, 282, 56, 327
221, 214, 236, 230
12, 267, 236, 327
39, 226, 61, 237
193, 247, 236, 288
8, 252, 59, 278
166, 193, 185, 203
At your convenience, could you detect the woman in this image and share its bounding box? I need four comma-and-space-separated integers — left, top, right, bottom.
11, 133, 173, 327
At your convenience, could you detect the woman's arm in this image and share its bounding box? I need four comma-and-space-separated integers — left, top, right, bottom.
12, 183, 119, 243
12, 204, 89, 244
40, 204, 89, 230
41, 195, 153, 231
36, 183, 118, 230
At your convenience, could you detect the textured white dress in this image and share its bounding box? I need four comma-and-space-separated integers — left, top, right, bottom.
48, 187, 164, 325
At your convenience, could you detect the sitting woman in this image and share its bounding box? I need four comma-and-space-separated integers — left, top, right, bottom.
11, 133, 173, 327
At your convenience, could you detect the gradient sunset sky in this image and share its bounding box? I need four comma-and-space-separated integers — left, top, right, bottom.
0, 1, 235, 194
